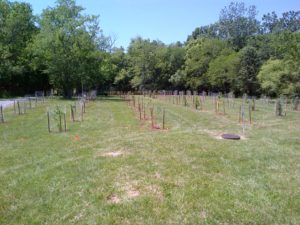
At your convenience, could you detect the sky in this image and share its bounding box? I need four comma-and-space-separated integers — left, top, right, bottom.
19, 0, 299, 48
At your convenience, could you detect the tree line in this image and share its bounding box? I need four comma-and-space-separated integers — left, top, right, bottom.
0, 0, 299, 97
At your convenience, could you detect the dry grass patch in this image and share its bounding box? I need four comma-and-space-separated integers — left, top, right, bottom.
107, 182, 140, 204
145, 184, 164, 201
107, 180, 164, 204
102, 151, 124, 157
201, 129, 223, 140
199, 210, 208, 219
95, 149, 127, 158
107, 194, 121, 204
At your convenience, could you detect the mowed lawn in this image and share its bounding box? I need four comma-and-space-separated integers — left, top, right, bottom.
0, 96, 299, 224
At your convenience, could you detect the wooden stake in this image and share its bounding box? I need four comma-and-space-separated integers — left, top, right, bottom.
47, 111, 51, 133
239, 105, 242, 123
200, 97, 203, 111
133, 96, 135, 108
150, 108, 154, 128
71, 105, 74, 122
59, 112, 62, 132
138, 103, 142, 120
17, 101, 21, 115
162, 108, 165, 129
64, 113, 67, 132
0, 105, 4, 123
249, 104, 252, 124
81, 104, 83, 121
252, 98, 255, 111
215, 99, 217, 113
14, 100, 16, 114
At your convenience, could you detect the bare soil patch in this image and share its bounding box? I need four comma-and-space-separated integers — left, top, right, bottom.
95, 149, 126, 158
107, 194, 121, 204
107, 181, 164, 204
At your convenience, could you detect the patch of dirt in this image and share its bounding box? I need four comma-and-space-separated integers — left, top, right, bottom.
151, 124, 161, 130
146, 185, 164, 201
107, 181, 165, 204
96, 150, 126, 158
154, 172, 162, 179
126, 189, 140, 198
200, 210, 207, 219
201, 129, 222, 139
72, 134, 80, 142
107, 194, 121, 204
71, 212, 84, 222
240, 135, 247, 140
107, 184, 140, 204
123, 182, 141, 199
215, 135, 224, 140
102, 151, 124, 157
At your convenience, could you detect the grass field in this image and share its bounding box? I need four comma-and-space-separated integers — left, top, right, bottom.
0, 96, 299, 224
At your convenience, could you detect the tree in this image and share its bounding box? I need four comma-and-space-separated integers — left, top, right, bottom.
258, 59, 300, 97
207, 48, 239, 92
169, 70, 186, 90
262, 10, 300, 34
271, 31, 300, 60
237, 46, 261, 95
257, 59, 286, 96
280, 11, 300, 32
0, 0, 37, 96
187, 23, 220, 41
126, 37, 185, 90
262, 12, 280, 33
126, 37, 159, 90
219, 2, 259, 49
246, 34, 276, 61
112, 48, 133, 91
183, 38, 225, 89
32, 0, 106, 97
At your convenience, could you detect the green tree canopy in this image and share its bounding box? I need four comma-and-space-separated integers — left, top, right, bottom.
0, 0, 37, 96
207, 48, 239, 92
218, 2, 259, 49
31, 0, 106, 97
126, 37, 184, 90
183, 38, 226, 89
237, 46, 261, 95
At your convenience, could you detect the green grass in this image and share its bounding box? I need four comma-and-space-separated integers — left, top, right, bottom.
0, 96, 299, 224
